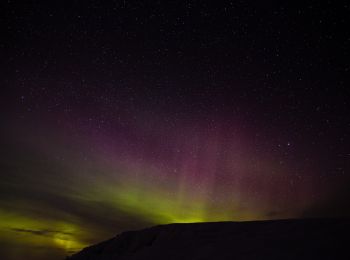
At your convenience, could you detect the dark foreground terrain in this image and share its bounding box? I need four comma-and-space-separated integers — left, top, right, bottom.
68, 219, 349, 260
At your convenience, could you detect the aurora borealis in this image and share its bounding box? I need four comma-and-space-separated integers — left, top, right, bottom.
1, 2, 349, 260
1, 110, 319, 259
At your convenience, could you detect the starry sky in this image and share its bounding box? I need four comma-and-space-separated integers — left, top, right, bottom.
1, 1, 349, 260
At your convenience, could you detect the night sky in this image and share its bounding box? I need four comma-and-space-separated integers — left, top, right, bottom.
1, 1, 349, 260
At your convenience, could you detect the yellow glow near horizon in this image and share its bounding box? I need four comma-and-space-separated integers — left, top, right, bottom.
0, 209, 87, 255
82, 177, 266, 225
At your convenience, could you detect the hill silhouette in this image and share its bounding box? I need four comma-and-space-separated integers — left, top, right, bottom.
67, 218, 349, 260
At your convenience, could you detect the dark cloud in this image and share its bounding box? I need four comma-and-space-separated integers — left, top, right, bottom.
9, 228, 73, 238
